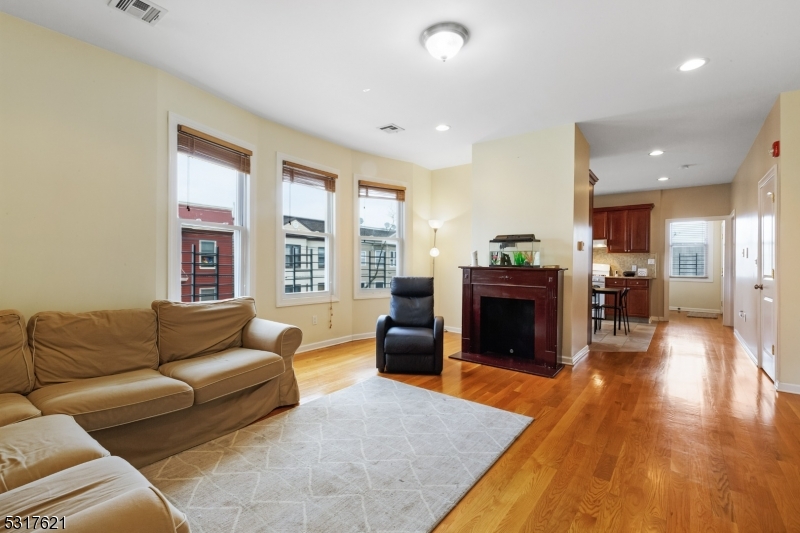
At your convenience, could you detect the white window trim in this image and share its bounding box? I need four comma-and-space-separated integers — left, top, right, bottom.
353, 174, 409, 300
275, 152, 339, 307
167, 112, 255, 302
669, 220, 714, 283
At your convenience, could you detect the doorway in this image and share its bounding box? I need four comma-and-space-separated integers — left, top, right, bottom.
663, 214, 734, 325
758, 166, 778, 382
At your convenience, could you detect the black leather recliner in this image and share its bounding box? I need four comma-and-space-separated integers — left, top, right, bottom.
376, 277, 444, 374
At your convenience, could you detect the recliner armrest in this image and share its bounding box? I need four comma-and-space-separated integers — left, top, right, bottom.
375, 315, 394, 372
433, 316, 444, 374
242, 318, 303, 361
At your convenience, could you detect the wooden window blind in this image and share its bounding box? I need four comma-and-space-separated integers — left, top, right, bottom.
177, 125, 251, 174
358, 180, 406, 201
282, 161, 338, 192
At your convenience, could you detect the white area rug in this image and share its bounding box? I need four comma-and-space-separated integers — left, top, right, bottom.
140, 376, 532, 533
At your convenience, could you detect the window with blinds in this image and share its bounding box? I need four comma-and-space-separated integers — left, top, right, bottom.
357, 180, 405, 294
279, 158, 337, 303
174, 124, 251, 303
670, 221, 708, 277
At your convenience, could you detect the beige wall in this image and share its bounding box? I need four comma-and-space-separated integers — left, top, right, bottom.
778, 91, 800, 386
0, 13, 432, 348
669, 220, 723, 312
472, 125, 590, 360
430, 164, 472, 330
572, 127, 592, 353
731, 99, 779, 365
595, 183, 732, 318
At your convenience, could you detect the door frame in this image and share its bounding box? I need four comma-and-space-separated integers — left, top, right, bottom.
757, 165, 779, 382
663, 214, 734, 324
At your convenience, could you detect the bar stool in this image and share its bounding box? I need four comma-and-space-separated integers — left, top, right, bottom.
599, 287, 630, 336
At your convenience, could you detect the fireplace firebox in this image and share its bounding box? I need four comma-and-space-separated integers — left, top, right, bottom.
450, 266, 565, 378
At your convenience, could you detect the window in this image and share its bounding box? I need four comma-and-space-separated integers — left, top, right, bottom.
670, 221, 709, 278
198, 240, 217, 269
172, 122, 251, 303
278, 157, 337, 305
356, 180, 405, 295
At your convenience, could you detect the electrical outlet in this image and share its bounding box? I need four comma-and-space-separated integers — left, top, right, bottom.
312, 315, 318, 325
648, 258, 655, 265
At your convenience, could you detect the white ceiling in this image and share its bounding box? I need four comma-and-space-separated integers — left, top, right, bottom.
2, 0, 799, 194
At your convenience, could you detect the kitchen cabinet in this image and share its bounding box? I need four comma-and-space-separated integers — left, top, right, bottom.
605, 277, 650, 318
592, 211, 608, 240
593, 204, 653, 253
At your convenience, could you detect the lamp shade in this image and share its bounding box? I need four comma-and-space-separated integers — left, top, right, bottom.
429, 247, 440, 257
428, 219, 443, 230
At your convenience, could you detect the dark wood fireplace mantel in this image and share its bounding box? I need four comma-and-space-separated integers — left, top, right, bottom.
450, 266, 565, 378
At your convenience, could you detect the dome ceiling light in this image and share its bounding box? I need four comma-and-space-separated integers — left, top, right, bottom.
678, 58, 708, 72
420, 22, 470, 62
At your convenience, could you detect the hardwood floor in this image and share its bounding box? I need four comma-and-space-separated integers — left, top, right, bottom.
273, 312, 800, 532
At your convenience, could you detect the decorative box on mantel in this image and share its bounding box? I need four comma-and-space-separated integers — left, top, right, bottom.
450, 266, 565, 378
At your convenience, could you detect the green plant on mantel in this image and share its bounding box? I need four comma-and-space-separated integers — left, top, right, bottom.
513, 251, 526, 266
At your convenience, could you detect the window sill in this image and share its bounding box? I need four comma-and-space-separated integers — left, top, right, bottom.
276, 293, 340, 308
669, 276, 713, 284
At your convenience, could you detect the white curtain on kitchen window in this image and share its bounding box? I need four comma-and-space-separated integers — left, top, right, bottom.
670, 221, 708, 277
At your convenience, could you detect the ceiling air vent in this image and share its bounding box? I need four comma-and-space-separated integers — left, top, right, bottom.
378, 124, 405, 134
109, 0, 167, 25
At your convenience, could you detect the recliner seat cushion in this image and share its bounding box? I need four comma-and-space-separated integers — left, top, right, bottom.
0, 310, 34, 394
159, 347, 284, 404
0, 414, 109, 493
152, 297, 257, 364
384, 327, 435, 354
27, 369, 193, 432
0, 456, 188, 533
28, 309, 159, 388
0, 393, 40, 428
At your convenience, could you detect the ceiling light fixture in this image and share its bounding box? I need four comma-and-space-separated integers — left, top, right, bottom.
649, 150, 664, 156
435, 124, 450, 131
420, 22, 470, 62
363, 88, 371, 92
658, 177, 670, 181
678, 58, 708, 72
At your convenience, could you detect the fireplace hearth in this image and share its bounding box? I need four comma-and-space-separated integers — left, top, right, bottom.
450, 266, 565, 378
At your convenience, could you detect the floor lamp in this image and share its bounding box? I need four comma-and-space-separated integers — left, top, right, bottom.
429, 219, 443, 276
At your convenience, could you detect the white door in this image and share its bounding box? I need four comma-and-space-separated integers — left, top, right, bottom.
758, 167, 777, 382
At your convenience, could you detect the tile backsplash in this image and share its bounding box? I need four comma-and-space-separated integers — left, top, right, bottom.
592, 250, 658, 277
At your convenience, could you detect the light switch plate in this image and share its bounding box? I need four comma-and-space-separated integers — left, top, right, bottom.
647, 258, 655, 265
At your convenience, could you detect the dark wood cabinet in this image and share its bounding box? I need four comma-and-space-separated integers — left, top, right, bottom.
592, 211, 608, 240
593, 204, 653, 253
604, 277, 650, 318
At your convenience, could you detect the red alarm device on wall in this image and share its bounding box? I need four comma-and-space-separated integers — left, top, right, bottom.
772, 141, 780, 158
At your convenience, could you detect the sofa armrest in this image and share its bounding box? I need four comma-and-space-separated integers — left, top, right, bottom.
433, 316, 444, 374
55, 487, 186, 533
375, 315, 394, 373
242, 318, 303, 360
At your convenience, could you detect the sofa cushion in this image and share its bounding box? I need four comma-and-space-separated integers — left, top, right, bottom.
28, 309, 159, 387
0, 456, 188, 533
0, 393, 41, 428
0, 310, 34, 394
0, 414, 109, 493
384, 327, 435, 354
27, 369, 193, 432
159, 347, 284, 404
152, 297, 257, 364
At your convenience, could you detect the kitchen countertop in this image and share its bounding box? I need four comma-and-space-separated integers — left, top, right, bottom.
604, 276, 656, 280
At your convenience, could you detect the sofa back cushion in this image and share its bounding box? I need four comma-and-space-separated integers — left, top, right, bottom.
0, 310, 34, 394
29, 309, 159, 387
151, 297, 257, 364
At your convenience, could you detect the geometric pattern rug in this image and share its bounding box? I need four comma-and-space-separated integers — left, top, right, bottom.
140, 376, 532, 533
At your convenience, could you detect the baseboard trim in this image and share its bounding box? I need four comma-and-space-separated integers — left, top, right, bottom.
444, 326, 462, 334
669, 306, 721, 313
563, 345, 589, 366
733, 329, 758, 367
649, 316, 667, 323
776, 382, 800, 395
297, 333, 375, 354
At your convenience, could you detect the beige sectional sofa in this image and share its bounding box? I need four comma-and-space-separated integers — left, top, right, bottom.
0, 298, 302, 533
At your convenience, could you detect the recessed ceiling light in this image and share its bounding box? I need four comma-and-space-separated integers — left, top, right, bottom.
435, 124, 450, 132
420, 22, 470, 62
678, 58, 708, 72
649, 150, 664, 156
658, 177, 670, 181
363, 88, 371, 92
